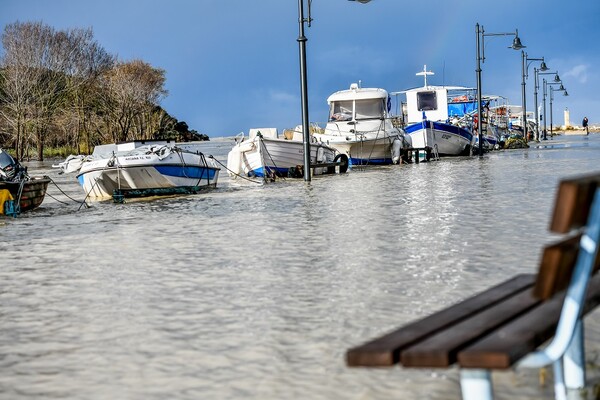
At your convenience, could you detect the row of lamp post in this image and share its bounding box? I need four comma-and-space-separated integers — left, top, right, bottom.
475, 24, 524, 156
298, 10, 571, 181
521, 52, 547, 141
476, 23, 569, 148
544, 79, 568, 140
538, 71, 560, 140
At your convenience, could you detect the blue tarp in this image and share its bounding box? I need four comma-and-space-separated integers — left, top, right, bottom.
448, 102, 477, 117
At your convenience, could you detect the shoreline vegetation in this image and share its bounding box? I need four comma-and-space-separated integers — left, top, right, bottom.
0, 21, 208, 163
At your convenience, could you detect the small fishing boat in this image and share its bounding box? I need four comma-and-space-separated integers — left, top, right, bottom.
398, 66, 474, 157
0, 148, 50, 215
56, 140, 220, 200
312, 83, 408, 165
226, 128, 345, 179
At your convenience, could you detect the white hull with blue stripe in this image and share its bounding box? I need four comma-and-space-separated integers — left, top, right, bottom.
73, 141, 220, 199
405, 120, 472, 156
396, 65, 478, 157
227, 131, 337, 179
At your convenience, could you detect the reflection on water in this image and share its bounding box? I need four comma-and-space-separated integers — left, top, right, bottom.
1, 134, 600, 399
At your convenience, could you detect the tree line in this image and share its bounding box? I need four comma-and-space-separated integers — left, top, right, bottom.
0, 21, 208, 161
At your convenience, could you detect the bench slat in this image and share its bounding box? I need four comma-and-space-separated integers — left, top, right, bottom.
458, 273, 600, 369
534, 234, 582, 300
400, 289, 541, 368
550, 173, 600, 233
534, 234, 600, 299
346, 274, 535, 367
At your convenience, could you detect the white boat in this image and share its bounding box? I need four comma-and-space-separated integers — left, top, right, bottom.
56, 140, 220, 199
226, 128, 344, 179
399, 66, 474, 156
312, 83, 408, 165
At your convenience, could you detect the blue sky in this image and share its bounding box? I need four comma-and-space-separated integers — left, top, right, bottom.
1, 0, 598, 137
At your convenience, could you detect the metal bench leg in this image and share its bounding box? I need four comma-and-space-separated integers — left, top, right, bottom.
564, 319, 586, 390
460, 369, 493, 400
552, 360, 567, 400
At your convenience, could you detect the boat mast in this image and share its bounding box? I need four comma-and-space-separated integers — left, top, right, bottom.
416, 64, 434, 88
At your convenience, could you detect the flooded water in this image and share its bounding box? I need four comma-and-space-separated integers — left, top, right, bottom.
2, 134, 600, 400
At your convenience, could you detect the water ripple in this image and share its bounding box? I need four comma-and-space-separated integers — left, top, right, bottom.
2, 135, 600, 399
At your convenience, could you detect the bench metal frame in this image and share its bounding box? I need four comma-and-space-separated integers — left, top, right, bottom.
461, 186, 600, 400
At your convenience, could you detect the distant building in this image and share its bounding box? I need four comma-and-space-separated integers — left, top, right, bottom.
564, 107, 571, 129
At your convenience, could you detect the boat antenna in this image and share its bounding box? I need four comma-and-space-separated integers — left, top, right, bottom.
416, 64, 434, 88
442, 61, 445, 87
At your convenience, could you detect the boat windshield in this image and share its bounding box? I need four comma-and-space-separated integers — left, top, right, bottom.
330, 98, 385, 121
330, 101, 353, 121
355, 99, 384, 120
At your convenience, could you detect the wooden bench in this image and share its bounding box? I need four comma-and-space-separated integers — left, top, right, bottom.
346, 172, 600, 400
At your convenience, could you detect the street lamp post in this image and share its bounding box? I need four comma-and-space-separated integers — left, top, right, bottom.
533, 67, 540, 140
297, 0, 371, 182
533, 68, 542, 140
549, 84, 568, 138
540, 73, 562, 140
475, 24, 524, 156
521, 53, 548, 141
297, 0, 311, 181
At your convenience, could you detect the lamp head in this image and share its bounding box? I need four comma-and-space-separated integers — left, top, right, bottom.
554, 74, 561, 82
510, 31, 525, 50
539, 61, 549, 71
348, 0, 372, 3
563, 91, 569, 97
558, 84, 565, 91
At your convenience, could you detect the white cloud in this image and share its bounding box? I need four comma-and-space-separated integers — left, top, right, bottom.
563, 64, 589, 84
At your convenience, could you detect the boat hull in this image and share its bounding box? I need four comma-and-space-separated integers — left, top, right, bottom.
227, 137, 337, 178
313, 133, 401, 165
76, 151, 219, 199
405, 121, 472, 156
0, 177, 50, 212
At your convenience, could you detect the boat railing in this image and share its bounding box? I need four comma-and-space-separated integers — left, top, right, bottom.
323, 117, 398, 135
233, 131, 245, 144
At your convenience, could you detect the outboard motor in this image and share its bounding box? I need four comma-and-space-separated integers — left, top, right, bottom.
0, 149, 26, 182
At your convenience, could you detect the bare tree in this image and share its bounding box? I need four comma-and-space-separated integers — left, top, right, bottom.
0, 22, 192, 157
64, 27, 114, 153
0, 22, 115, 158
0, 21, 50, 160
99, 60, 167, 142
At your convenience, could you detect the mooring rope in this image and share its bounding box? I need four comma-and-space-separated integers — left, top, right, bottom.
47, 177, 89, 207
13, 179, 26, 214
207, 155, 263, 184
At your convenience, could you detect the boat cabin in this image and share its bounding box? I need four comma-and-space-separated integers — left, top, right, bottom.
397, 66, 477, 125
328, 83, 390, 122
404, 86, 477, 124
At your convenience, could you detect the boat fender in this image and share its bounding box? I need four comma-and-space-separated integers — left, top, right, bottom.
333, 153, 349, 174
226, 147, 243, 179
316, 146, 325, 163
391, 138, 402, 164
